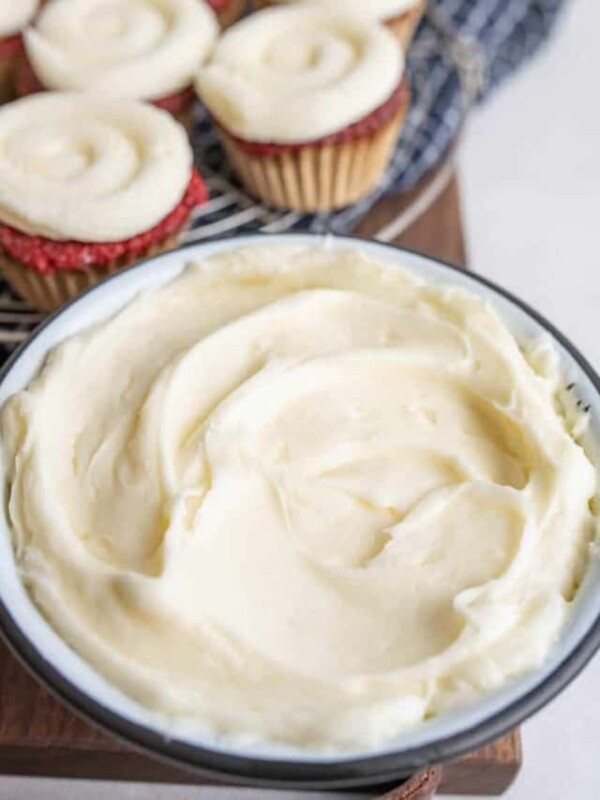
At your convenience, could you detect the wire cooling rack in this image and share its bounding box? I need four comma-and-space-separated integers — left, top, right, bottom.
0, 3, 484, 359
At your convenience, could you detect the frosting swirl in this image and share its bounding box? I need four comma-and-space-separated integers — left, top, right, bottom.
24, 0, 218, 100
196, 6, 404, 143
0, 0, 38, 38
267, 0, 422, 22
1, 244, 596, 751
0, 93, 192, 242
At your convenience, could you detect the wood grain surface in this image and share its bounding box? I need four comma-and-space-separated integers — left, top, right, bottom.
355, 170, 466, 264
0, 174, 521, 796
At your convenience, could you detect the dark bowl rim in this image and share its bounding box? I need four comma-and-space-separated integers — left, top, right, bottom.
0, 232, 599, 790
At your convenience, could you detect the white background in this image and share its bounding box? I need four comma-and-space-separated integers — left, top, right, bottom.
2, 0, 598, 797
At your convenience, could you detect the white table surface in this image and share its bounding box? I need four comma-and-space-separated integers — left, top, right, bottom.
2, 0, 597, 797
458, 0, 600, 797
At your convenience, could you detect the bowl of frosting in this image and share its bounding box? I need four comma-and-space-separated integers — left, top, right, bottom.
0, 234, 599, 789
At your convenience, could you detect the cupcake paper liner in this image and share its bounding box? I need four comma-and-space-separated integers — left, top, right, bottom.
386, 0, 427, 49
218, 98, 409, 212
0, 232, 181, 313
0, 51, 17, 105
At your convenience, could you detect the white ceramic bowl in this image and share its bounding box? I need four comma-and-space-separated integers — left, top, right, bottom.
0, 234, 599, 789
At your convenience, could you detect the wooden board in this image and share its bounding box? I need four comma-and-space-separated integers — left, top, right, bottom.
355, 170, 466, 266
0, 174, 521, 796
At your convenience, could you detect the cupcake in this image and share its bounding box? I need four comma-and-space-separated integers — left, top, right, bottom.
253, 0, 427, 49
16, 0, 219, 130
0, 0, 39, 104
0, 93, 207, 312
207, 0, 246, 28
196, 6, 408, 212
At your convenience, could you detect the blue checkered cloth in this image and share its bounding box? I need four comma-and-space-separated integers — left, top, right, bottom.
185, 0, 565, 240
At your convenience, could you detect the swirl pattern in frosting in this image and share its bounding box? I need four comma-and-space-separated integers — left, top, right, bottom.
24, 0, 218, 100
0, 93, 192, 242
196, 6, 404, 142
267, 0, 422, 21
1, 244, 596, 751
0, 0, 38, 38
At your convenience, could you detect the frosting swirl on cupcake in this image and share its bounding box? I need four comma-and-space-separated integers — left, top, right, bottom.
196, 6, 404, 143
24, 0, 218, 100
1, 244, 596, 751
265, 0, 422, 21
0, 93, 192, 242
0, 0, 38, 38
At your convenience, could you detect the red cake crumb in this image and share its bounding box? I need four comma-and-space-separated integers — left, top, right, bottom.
0, 171, 207, 275
0, 33, 23, 59
220, 80, 410, 156
16, 56, 196, 116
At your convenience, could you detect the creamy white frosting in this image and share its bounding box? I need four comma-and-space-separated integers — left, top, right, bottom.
24, 0, 218, 100
1, 244, 597, 752
0, 93, 192, 242
0, 0, 38, 38
267, 0, 421, 21
195, 6, 404, 143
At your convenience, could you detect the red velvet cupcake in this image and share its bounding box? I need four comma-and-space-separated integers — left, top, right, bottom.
196, 6, 409, 211
0, 0, 39, 104
0, 94, 207, 311
18, 0, 219, 130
